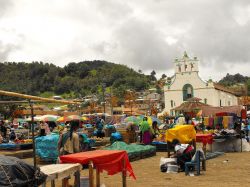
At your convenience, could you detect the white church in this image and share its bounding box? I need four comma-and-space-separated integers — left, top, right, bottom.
164, 52, 239, 115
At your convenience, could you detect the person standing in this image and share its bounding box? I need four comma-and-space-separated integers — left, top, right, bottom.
58, 120, 80, 187
0, 121, 7, 138
140, 117, 152, 145
39, 121, 50, 136
58, 120, 80, 155
151, 121, 160, 140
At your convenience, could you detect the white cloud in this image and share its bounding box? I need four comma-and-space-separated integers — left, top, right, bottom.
0, 0, 250, 81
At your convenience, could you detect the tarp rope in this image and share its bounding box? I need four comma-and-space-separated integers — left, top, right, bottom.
0, 165, 13, 187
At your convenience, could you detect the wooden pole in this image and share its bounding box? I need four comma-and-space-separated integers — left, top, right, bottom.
29, 101, 37, 187
74, 170, 80, 187
0, 89, 79, 104
89, 161, 94, 187
122, 158, 126, 187
96, 167, 100, 187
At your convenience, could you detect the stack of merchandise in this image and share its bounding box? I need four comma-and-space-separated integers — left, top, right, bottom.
104, 141, 156, 161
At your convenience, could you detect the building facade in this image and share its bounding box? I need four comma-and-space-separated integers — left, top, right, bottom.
164, 52, 239, 115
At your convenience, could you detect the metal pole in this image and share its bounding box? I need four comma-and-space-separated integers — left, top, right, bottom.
29, 100, 37, 186
130, 100, 132, 116
110, 86, 113, 116
102, 83, 106, 120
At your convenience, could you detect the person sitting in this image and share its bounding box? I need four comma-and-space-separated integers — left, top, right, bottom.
171, 139, 195, 171
79, 134, 90, 152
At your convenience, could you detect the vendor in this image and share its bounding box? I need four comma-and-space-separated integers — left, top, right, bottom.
151, 121, 160, 140
171, 139, 195, 171
58, 120, 80, 187
140, 117, 152, 145
79, 133, 90, 152
9, 128, 16, 141
177, 114, 185, 125
39, 121, 50, 136
96, 118, 104, 138
0, 134, 3, 144
0, 121, 7, 138
58, 120, 80, 156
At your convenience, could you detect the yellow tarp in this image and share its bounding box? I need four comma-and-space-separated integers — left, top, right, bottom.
165, 125, 196, 143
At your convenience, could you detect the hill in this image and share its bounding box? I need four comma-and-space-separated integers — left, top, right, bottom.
0, 61, 153, 102
218, 73, 249, 95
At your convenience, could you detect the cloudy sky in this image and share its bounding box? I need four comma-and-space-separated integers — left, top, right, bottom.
1, 0, 250, 81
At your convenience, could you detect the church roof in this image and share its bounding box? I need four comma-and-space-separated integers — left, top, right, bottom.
213, 83, 239, 96
172, 99, 210, 112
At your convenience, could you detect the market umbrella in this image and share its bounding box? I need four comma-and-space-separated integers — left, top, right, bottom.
0, 155, 47, 187
124, 116, 140, 125
81, 116, 89, 121
137, 116, 161, 126
39, 115, 60, 122
151, 117, 162, 125
25, 116, 41, 122
57, 115, 82, 122
13, 118, 27, 123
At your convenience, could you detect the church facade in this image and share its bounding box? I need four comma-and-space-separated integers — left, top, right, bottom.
164, 52, 239, 115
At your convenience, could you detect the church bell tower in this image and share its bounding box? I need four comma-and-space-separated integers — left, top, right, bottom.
174, 51, 199, 74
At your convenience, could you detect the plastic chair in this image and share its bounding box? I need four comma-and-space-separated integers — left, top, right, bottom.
185, 150, 206, 176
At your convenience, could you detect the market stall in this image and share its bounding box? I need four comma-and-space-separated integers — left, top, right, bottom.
196, 134, 213, 155
199, 106, 246, 152
40, 163, 81, 187
60, 150, 136, 187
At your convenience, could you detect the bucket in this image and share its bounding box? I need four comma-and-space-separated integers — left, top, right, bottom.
80, 176, 89, 187
166, 164, 178, 173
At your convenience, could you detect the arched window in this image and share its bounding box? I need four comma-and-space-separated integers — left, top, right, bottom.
183, 84, 193, 101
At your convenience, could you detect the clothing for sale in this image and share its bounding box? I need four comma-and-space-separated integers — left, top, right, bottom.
217, 116, 223, 125
223, 116, 229, 129
204, 117, 209, 126
214, 117, 218, 128
209, 117, 214, 128
228, 116, 234, 129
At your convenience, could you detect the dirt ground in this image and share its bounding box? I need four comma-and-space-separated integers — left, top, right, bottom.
22, 151, 250, 187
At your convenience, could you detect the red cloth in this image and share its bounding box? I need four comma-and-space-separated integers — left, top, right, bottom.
196, 134, 213, 145
184, 145, 194, 154
241, 109, 247, 119
60, 150, 136, 179
216, 112, 228, 117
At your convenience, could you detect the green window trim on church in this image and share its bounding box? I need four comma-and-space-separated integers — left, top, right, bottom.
182, 84, 193, 101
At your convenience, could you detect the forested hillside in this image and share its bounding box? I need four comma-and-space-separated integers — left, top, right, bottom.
0, 61, 153, 100
1, 61, 250, 101
219, 73, 250, 95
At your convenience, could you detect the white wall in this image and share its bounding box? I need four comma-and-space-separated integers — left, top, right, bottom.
164, 72, 238, 114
